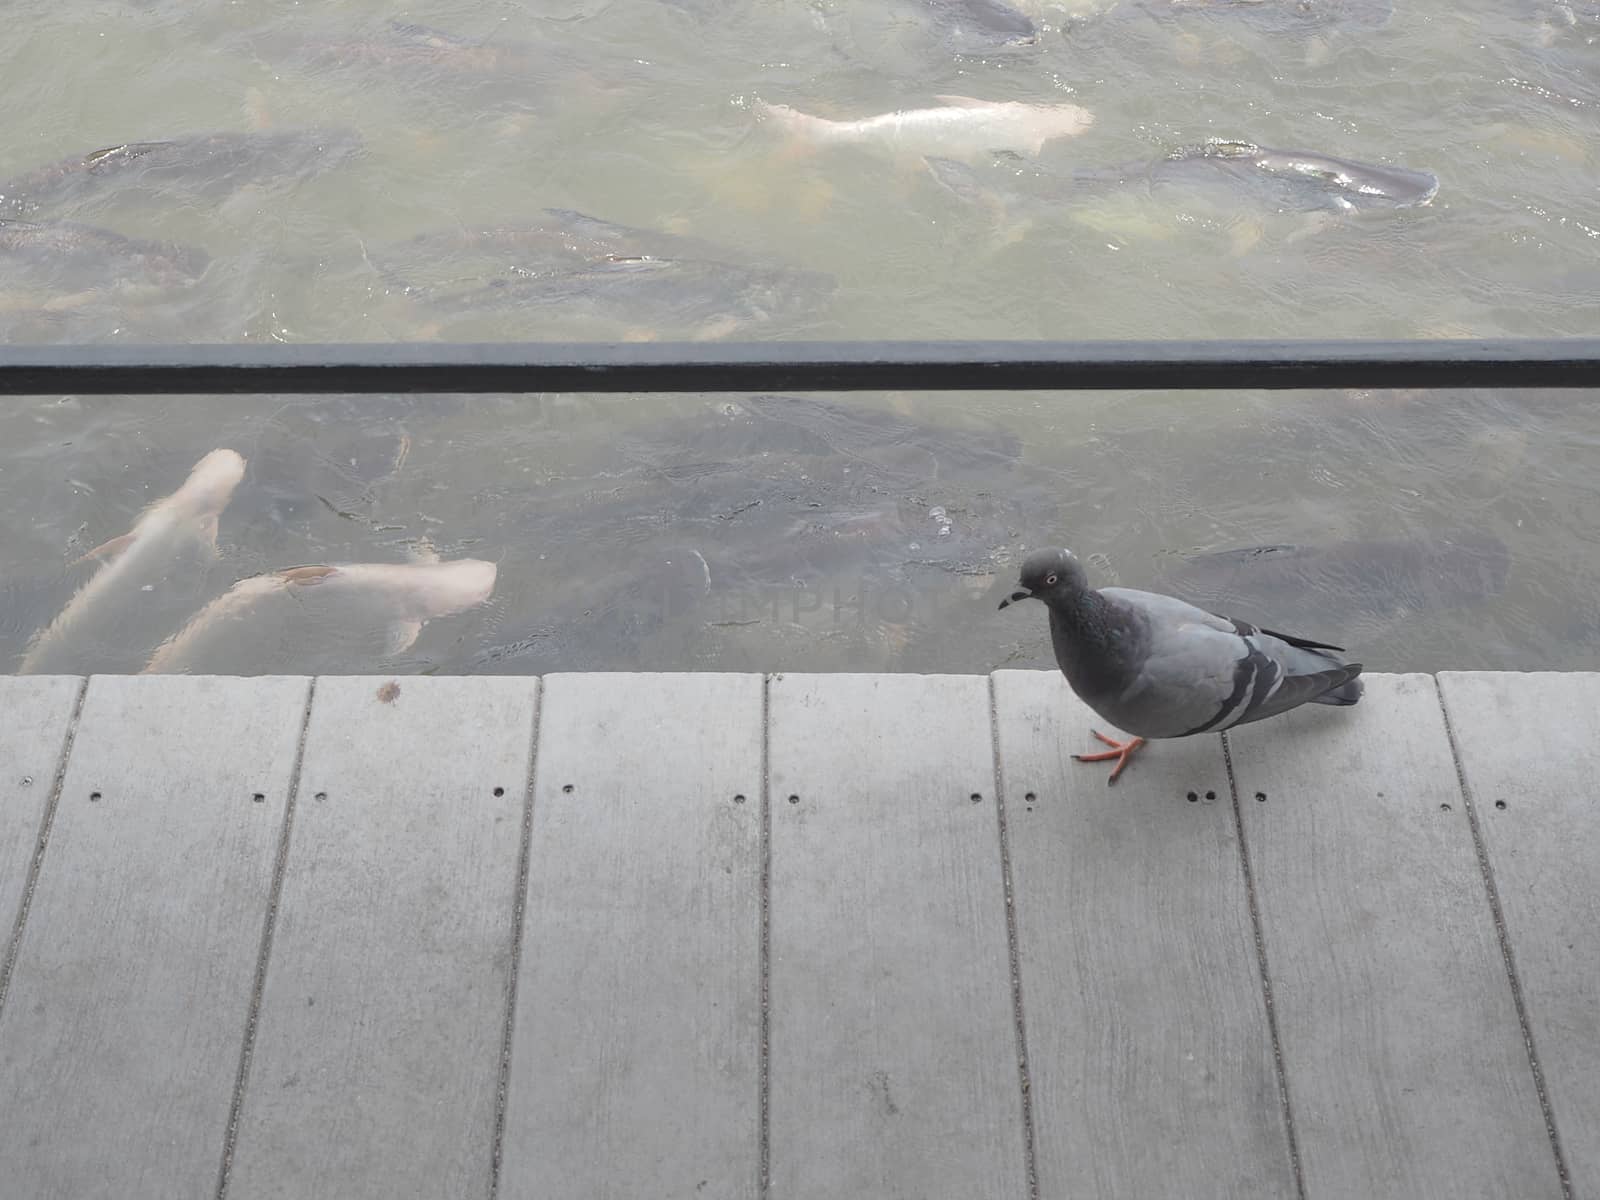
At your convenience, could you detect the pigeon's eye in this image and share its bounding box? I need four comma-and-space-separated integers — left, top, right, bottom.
1045, 573, 1058, 586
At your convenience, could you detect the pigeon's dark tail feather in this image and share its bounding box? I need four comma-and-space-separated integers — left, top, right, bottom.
1259, 626, 1346, 653
1310, 664, 1364, 706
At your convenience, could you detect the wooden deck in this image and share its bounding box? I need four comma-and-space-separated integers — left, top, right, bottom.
0, 671, 1593, 1200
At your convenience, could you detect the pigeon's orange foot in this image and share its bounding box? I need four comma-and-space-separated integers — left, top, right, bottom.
1073, 730, 1147, 785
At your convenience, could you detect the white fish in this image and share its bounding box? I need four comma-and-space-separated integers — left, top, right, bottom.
756, 94, 1094, 159
143, 553, 498, 674
19, 449, 247, 674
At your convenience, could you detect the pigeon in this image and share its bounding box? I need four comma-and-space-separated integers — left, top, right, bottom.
998, 547, 1363, 783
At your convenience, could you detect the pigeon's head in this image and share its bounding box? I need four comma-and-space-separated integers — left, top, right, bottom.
998, 547, 1088, 610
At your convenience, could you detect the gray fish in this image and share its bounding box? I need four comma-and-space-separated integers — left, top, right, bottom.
0, 218, 209, 292
376, 209, 834, 339
920, 0, 1039, 53
1150, 536, 1512, 631
1130, 0, 1394, 32
298, 20, 551, 75
467, 396, 1043, 671
1146, 141, 1439, 211
620, 393, 1024, 481
999, 546, 1362, 783
248, 18, 638, 92
928, 139, 1438, 218
0, 128, 363, 218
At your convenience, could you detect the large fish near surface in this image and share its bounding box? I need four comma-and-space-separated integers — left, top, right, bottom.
757, 95, 1093, 159
927, 139, 1438, 218
0, 129, 363, 218
466, 395, 1045, 673
1150, 535, 1512, 630
918, 0, 1039, 52
18, 449, 247, 674
247, 18, 650, 94
1127, 0, 1394, 31
375, 209, 834, 340
144, 553, 498, 674
272, 19, 551, 75
0, 218, 209, 292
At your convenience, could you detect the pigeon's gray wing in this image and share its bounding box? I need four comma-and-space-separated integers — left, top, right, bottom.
1098, 588, 1362, 739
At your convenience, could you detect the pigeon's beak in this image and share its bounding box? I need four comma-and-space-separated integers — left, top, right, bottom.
998, 588, 1032, 610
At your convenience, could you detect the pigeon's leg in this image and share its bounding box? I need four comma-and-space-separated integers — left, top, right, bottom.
1073, 729, 1147, 784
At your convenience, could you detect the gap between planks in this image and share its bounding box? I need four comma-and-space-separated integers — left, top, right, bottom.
987, 673, 1039, 1200
1433, 678, 1572, 1199
1219, 729, 1306, 1200
215, 676, 318, 1200
488, 678, 544, 1200
0, 675, 89, 1023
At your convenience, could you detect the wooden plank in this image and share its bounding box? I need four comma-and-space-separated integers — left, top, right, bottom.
499, 673, 762, 1200
1228, 672, 1559, 1199
991, 669, 1294, 1198
0, 675, 308, 1200
767, 673, 1026, 1200
225, 676, 537, 1200
0, 676, 80, 943
1439, 671, 1600, 1195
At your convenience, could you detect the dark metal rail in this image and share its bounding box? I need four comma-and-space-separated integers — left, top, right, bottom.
1, 339, 1598, 395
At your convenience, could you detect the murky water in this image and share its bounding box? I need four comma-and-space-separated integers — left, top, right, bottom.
1, 0, 1597, 675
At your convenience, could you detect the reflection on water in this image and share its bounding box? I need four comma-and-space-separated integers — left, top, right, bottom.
1, 0, 1598, 673
1, 389, 1596, 677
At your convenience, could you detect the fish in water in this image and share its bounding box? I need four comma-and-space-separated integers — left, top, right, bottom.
0, 129, 363, 218
927, 139, 1437, 221
248, 18, 649, 97
279, 19, 552, 76
1128, 0, 1394, 32
18, 449, 247, 674
757, 95, 1094, 160
375, 209, 833, 340
0, 218, 209, 293
1535, 0, 1599, 45
467, 395, 1044, 673
919, 0, 1040, 52
144, 553, 498, 674
999, 547, 1362, 783
1150, 536, 1511, 632
1119, 140, 1438, 210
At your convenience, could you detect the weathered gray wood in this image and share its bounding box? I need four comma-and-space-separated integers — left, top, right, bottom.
500, 673, 762, 1200
1439, 671, 1600, 1196
1229, 672, 1559, 1199
767, 673, 1026, 1200
0, 674, 308, 1200
0, 676, 80, 943
991, 669, 1294, 1198
226, 676, 537, 1200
